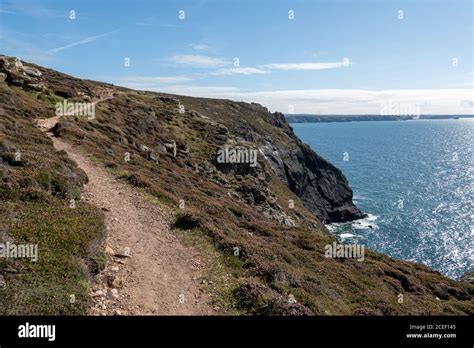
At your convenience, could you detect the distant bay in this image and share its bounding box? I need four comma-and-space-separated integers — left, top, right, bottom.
286, 114, 474, 123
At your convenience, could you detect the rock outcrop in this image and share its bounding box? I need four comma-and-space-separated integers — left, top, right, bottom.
178, 99, 365, 223
259, 112, 364, 222
0, 56, 45, 91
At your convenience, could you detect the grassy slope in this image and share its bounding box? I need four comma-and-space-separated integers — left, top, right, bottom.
0, 83, 105, 314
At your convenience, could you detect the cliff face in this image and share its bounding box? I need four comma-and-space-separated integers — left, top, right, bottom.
261, 112, 364, 222
172, 98, 365, 223
1, 55, 473, 315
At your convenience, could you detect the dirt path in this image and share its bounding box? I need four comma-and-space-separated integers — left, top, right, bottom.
36, 96, 215, 315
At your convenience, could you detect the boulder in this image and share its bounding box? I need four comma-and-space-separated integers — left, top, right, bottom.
0, 56, 46, 92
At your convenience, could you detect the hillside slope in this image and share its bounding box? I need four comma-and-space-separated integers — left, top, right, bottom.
1, 55, 472, 315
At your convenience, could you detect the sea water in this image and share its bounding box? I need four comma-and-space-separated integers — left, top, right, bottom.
292, 119, 473, 279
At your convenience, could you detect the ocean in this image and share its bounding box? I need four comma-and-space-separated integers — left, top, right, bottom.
291, 119, 473, 280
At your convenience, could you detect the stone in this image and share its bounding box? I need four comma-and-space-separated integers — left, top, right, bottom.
0, 56, 46, 92
147, 152, 159, 161
23, 66, 42, 78
13, 58, 23, 68
114, 250, 130, 258
105, 244, 115, 255
156, 145, 167, 154
107, 275, 123, 288
110, 289, 119, 299
28, 83, 46, 91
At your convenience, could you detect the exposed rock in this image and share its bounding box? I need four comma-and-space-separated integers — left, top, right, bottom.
260, 134, 365, 223
107, 275, 123, 288
110, 289, 119, 299
147, 151, 159, 161
23, 66, 42, 78
156, 144, 167, 154
114, 250, 131, 258
0, 56, 45, 92
156, 96, 180, 104
105, 244, 115, 255
28, 83, 47, 91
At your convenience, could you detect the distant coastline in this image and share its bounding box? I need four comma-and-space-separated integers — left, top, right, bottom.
286, 114, 474, 123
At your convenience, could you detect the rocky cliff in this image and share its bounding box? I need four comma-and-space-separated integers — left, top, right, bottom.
173, 96, 365, 223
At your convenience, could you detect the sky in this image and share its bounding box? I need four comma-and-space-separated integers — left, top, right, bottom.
0, 0, 473, 114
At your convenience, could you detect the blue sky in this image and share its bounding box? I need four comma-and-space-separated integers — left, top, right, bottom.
1, 0, 473, 114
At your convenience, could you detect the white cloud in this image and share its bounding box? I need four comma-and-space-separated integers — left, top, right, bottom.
116, 76, 194, 84
169, 54, 230, 68
261, 60, 350, 71
190, 43, 211, 51
158, 85, 243, 96
229, 89, 473, 115
114, 83, 244, 96
46, 31, 117, 54
121, 87, 470, 115
212, 67, 270, 76
106, 79, 473, 114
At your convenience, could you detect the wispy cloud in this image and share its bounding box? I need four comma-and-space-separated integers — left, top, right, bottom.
112, 81, 243, 96
0, 9, 17, 14
0, 1, 64, 18
190, 43, 212, 51
261, 60, 351, 71
227, 88, 473, 114
118, 87, 471, 115
0, 30, 52, 64
46, 31, 117, 54
154, 85, 243, 96
212, 67, 270, 76
113, 76, 194, 84
169, 54, 230, 68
